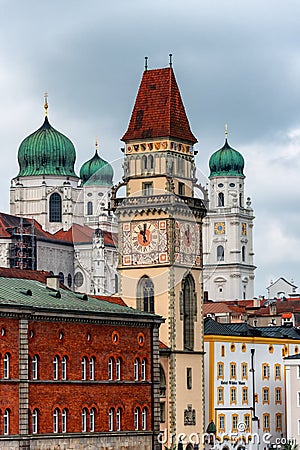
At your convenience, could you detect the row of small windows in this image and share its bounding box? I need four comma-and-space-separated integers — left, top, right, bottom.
217, 386, 282, 405
217, 362, 281, 380
26, 355, 147, 381
218, 413, 282, 433
1, 407, 148, 435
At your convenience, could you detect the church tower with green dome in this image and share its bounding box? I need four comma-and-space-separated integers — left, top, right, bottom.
79, 140, 115, 230
10, 96, 84, 233
203, 128, 256, 300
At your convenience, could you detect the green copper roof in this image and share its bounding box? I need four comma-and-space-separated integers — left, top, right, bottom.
80, 150, 114, 186
17, 116, 77, 177
209, 139, 244, 178
0, 277, 160, 321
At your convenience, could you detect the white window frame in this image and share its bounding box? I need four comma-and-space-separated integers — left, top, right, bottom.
116, 408, 121, 431
134, 407, 139, 430
109, 408, 114, 431
134, 358, 139, 381
82, 408, 87, 432
89, 357, 95, 381
108, 357, 114, 380
53, 356, 59, 381
141, 359, 146, 381
62, 356, 67, 381
32, 409, 38, 434
82, 357, 87, 381
4, 409, 9, 435
32, 355, 38, 380
4, 353, 10, 379
142, 407, 147, 430
53, 409, 59, 433
116, 358, 121, 381
62, 408, 67, 433
90, 408, 95, 432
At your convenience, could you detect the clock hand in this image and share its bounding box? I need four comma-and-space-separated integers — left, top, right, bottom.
139, 223, 148, 243
185, 225, 190, 244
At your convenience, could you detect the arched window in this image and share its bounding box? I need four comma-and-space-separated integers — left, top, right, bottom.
67, 273, 72, 288
218, 192, 224, 207
141, 358, 146, 381
148, 155, 154, 170
62, 356, 67, 380
182, 274, 196, 351
142, 407, 147, 430
4, 409, 10, 435
109, 408, 114, 431
32, 355, 38, 380
82, 408, 87, 432
53, 409, 59, 433
87, 201, 93, 216
137, 276, 154, 313
4, 353, 10, 379
242, 246, 245, 262
134, 358, 139, 381
160, 365, 166, 397
134, 407, 140, 430
108, 357, 114, 380
90, 408, 95, 432
116, 358, 121, 381
53, 356, 59, 380
82, 357, 87, 380
58, 272, 64, 285
116, 408, 122, 431
142, 155, 147, 172
217, 245, 224, 261
49, 193, 62, 222
32, 409, 38, 434
62, 408, 67, 433
89, 357, 95, 380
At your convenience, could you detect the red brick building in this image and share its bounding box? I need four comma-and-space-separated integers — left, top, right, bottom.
0, 269, 163, 450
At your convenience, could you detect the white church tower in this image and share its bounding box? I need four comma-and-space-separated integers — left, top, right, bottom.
10, 95, 83, 233
203, 129, 255, 300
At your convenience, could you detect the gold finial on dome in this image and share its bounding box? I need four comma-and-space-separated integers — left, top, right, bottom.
44, 92, 49, 116
95, 138, 99, 153
225, 123, 228, 141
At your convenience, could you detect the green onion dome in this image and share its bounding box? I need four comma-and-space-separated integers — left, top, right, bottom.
209, 139, 244, 178
80, 146, 114, 186
17, 115, 77, 177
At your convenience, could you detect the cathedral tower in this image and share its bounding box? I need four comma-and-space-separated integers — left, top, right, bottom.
203, 132, 255, 300
10, 97, 83, 233
112, 63, 206, 445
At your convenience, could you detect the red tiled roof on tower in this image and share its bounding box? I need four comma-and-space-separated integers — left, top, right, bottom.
122, 67, 197, 144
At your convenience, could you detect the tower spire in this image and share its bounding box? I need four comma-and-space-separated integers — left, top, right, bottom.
225, 123, 228, 142
44, 92, 49, 116
144, 56, 148, 71
95, 138, 99, 154
169, 53, 173, 68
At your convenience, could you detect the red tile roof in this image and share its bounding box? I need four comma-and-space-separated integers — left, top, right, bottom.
159, 340, 170, 349
122, 67, 197, 144
204, 302, 233, 314
89, 294, 127, 307
0, 267, 50, 283
54, 223, 117, 247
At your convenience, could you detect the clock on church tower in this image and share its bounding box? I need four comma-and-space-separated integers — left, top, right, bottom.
111, 62, 206, 447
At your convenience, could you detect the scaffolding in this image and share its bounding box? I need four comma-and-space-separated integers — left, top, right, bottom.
9, 218, 36, 270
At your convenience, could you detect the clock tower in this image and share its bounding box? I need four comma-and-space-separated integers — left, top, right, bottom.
203, 132, 256, 300
112, 63, 206, 446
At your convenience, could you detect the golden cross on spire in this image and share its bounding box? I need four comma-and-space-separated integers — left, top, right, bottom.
225, 123, 228, 141
44, 92, 49, 116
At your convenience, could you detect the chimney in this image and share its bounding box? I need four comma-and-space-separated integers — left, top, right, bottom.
46, 275, 60, 291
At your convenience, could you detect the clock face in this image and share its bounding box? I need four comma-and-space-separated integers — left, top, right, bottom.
132, 222, 159, 253
242, 223, 247, 235
174, 221, 201, 266
121, 220, 169, 266
214, 222, 225, 235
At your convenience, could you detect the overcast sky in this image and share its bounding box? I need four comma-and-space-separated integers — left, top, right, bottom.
1, 0, 299, 296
